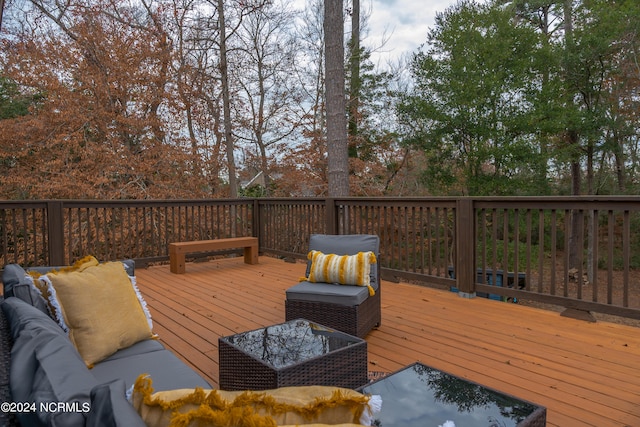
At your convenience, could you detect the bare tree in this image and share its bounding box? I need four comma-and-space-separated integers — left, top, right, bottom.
168, 0, 226, 194
234, 2, 301, 195
216, 0, 239, 197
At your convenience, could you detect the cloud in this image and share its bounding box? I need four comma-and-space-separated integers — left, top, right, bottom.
365, 0, 489, 66
290, 0, 488, 67
365, 0, 454, 65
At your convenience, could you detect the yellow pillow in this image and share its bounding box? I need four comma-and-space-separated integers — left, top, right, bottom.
132, 375, 378, 427
304, 251, 376, 296
35, 261, 154, 367
30, 255, 100, 316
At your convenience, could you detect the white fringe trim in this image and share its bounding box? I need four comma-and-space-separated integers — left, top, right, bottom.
360, 394, 382, 426
38, 275, 70, 334
24, 275, 54, 318
128, 274, 153, 331
24, 274, 40, 294
126, 384, 135, 402
127, 374, 149, 402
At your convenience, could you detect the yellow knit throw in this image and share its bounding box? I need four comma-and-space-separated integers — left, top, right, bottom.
133, 375, 370, 427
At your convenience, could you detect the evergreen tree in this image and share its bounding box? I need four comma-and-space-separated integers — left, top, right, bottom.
398, 1, 550, 196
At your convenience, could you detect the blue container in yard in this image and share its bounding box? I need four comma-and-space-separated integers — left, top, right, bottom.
448, 267, 526, 303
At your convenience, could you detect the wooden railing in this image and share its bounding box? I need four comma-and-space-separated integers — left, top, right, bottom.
0, 199, 256, 267
2, 197, 640, 320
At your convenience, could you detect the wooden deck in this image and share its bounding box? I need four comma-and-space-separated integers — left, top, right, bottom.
135, 256, 640, 427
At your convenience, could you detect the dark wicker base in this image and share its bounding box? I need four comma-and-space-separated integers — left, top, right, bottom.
285, 288, 381, 338
218, 327, 368, 391
0, 297, 19, 427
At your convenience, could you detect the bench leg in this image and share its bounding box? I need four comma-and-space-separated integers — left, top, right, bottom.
170, 253, 186, 274
244, 245, 258, 264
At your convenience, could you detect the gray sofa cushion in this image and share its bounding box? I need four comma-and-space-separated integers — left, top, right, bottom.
286, 280, 377, 306
100, 338, 165, 362
2, 297, 97, 427
2, 264, 50, 316
90, 348, 211, 392
2, 263, 26, 295
87, 380, 146, 427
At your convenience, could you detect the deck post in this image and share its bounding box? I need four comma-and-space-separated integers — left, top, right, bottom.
456, 198, 476, 298
325, 198, 338, 234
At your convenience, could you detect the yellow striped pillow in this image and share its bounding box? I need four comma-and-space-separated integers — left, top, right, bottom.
305, 250, 377, 296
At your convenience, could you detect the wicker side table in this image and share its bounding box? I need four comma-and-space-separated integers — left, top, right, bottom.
218, 319, 367, 391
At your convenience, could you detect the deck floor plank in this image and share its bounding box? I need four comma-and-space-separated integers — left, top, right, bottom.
135, 256, 640, 427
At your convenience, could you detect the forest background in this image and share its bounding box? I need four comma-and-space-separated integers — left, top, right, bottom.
0, 0, 639, 200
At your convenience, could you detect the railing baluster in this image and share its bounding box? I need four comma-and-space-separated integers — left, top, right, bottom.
623, 210, 630, 307
608, 210, 615, 305
526, 209, 532, 292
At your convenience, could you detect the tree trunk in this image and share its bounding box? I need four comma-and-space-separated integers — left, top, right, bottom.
324, 0, 350, 197
0, 0, 5, 32
348, 0, 360, 158
612, 128, 627, 192
217, 0, 238, 198
564, 0, 581, 271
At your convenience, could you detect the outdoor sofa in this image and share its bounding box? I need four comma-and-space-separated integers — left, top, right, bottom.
0, 258, 379, 427
0, 259, 211, 427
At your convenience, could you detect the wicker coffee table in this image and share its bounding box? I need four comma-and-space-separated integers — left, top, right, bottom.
360, 362, 546, 427
218, 318, 367, 391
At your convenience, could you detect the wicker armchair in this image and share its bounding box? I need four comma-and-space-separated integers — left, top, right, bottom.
285, 234, 381, 338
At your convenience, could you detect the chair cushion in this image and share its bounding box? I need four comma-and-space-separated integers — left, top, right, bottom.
308, 234, 380, 255
286, 281, 373, 306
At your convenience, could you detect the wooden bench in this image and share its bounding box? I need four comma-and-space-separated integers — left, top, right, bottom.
169, 237, 259, 274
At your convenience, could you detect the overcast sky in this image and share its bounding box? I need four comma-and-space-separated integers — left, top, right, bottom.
365, 0, 489, 66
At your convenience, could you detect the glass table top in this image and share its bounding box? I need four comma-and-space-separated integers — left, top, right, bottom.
361, 363, 540, 427
221, 319, 362, 369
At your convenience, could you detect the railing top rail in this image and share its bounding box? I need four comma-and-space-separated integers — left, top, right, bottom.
0, 199, 255, 208
0, 201, 49, 208
473, 197, 640, 210
466, 195, 640, 201
336, 199, 458, 207
256, 198, 326, 205
3, 195, 640, 203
